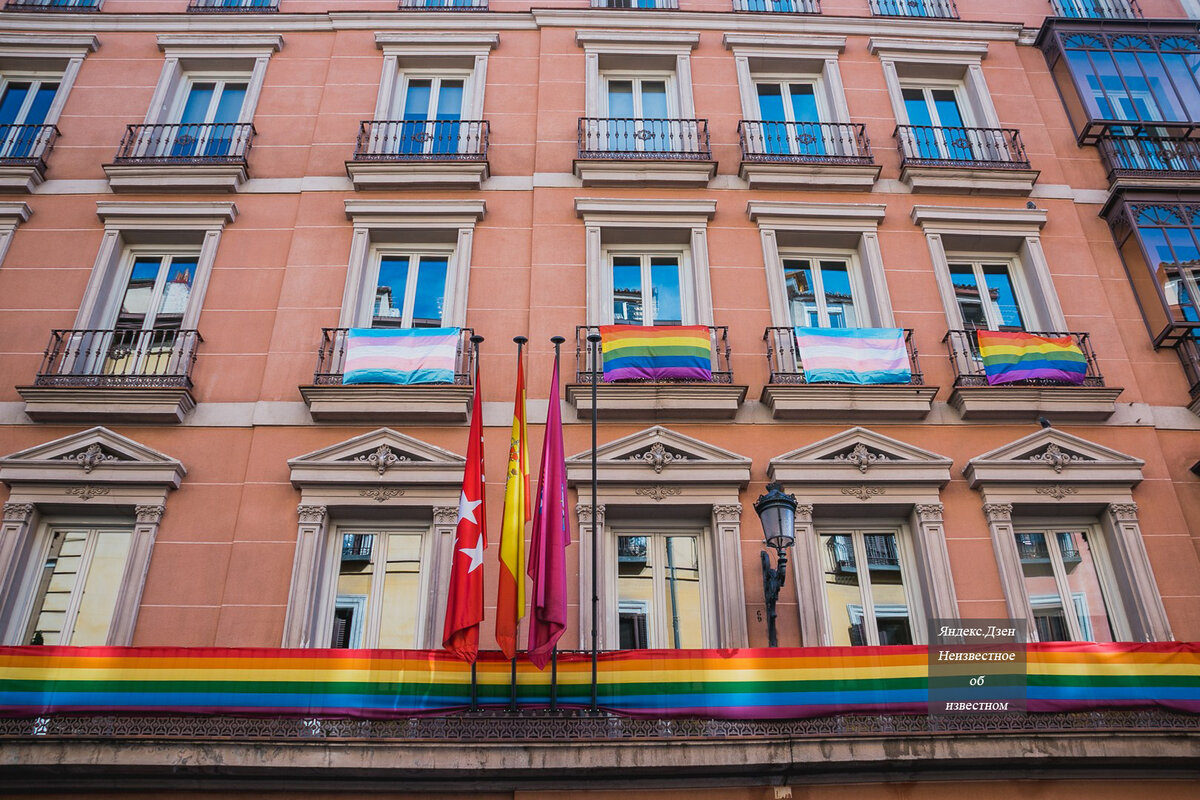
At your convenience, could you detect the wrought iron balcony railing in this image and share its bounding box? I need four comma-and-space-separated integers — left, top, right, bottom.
398, 0, 487, 9
33, 328, 201, 389
188, 0, 278, 11
578, 118, 711, 160
574, 325, 733, 384
1017, 534, 1081, 562
312, 327, 475, 386
341, 533, 374, 562
739, 121, 873, 165
895, 125, 1030, 169
0, 124, 58, 167
828, 535, 901, 573
732, 0, 819, 11
113, 123, 254, 165
1050, 0, 1141, 18
764, 327, 924, 386
868, 0, 957, 17
1097, 134, 1200, 180
943, 330, 1105, 388
3, 0, 101, 10
353, 119, 488, 162
590, 0, 678, 7
1178, 335, 1200, 401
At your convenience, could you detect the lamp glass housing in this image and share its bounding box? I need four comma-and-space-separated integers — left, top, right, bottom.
754, 482, 796, 551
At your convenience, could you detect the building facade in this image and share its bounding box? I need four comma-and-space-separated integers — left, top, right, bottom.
0, 0, 1198, 795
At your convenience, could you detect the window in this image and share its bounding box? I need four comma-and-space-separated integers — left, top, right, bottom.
160, 75, 249, 158
615, 530, 708, 649
1015, 528, 1122, 643
783, 254, 862, 328
901, 84, 972, 160
114, 251, 199, 332
0, 75, 58, 158
369, 251, 449, 328
947, 258, 1029, 331
394, 75, 465, 156
328, 528, 430, 649
754, 78, 826, 156
820, 528, 920, 646
611, 252, 685, 326
144, 35, 278, 130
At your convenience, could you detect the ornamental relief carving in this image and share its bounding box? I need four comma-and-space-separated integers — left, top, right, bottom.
3, 502, 34, 522
841, 486, 885, 501
635, 485, 682, 502
831, 443, 892, 474
1035, 485, 1078, 500
712, 503, 742, 523
432, 506, 459, 525
135, 505, 165, 524
983, 503, 1013, 523
355, 445, 408, 476
794, 503, 814, 523
1026, 443, 1092, 473
1109, 502, 1139, 522
65, 486, 109, 501
60, 444, 119, 473
626, 443, 688, 474
359, 487, 403, 503
914, 503, 944, 522
297, 505, 327, 524
575, 503, 606, 526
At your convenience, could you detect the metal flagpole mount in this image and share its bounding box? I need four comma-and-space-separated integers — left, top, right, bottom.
587, 331, 602, 714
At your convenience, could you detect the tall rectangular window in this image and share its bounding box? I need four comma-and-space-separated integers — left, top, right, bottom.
820, 529, 917, 647
0, 77, 58, 159
755, 79, 824, 156
615, 531, 707, 649
611, 253, 684, 326
1015, 529, 1118, 643
948, 260, 1028, 331
330, 528, 427, 649
783, 256, 861, 328
371, 253, 449, 329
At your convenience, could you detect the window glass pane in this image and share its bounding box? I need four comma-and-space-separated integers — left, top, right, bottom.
374, 256, 410, 326
932, 89, 965, 128
377, 532, 424, 648
117, 257, 164, 326
640, 81, 669, 118
1134, 52, 1184, 121
0, 82, 30, 126
153, 256, 197, 327
411, 255, 448, 328
788, 83, 820, 123
212, 83, 247, 125
26, 529, 81, 645
436, 80, 464, 120
334, 533, 376, 648
70, 530, 132, 646
617, 535, 654, 647
661, 535, 702, 649
607, 80, 635, 117
403, 80, 433, 119
1068, 49, 1113, 118
1113, 52, 1162, 121
822, 533, 864, 646
756, 83, 785, 120
1018, 532, 1072, 642
1058, 531, 1116, 643
649, 256, 682, 326
981, 264, 1026, 330
902, 88, 933, 127
819, 261, 858, 329
26, 529, 130, 646
864, 534, 912, 646
948, 263, 988, 329
179, 83, 216, 125
612, 256, 643, 324
784, 259, 819, 327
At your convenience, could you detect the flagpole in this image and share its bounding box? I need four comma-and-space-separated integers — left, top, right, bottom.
587, 330, 602, 714
509, 333, 527, 713
470, 332, 483, 713
550, 335, 565, 715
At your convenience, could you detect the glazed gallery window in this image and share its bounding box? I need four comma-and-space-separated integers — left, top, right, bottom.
329, 528, 431, 649
1129, 204, 1200, 324
782, 255, 863, 328
1015, 528, 1123, 643
820, 528, 920, 646
615, 531, 709, 649
369, 251, 449, 328
948, 259, 1029, 331
610, 252, 688, 326
0, 75, 59, 159
18, 525, 133, 646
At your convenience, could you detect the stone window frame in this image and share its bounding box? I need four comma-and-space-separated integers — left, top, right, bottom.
567, 426, 752, 651
748, 201, 894, 329
575, 197, 716, 327
371, 33, 498, 123
339, 199, 485, 329
577, 30, 700, 119
72, 201, 238, 331
723, 34, 852, 127
910, 204, 1067, 332
768, 427, 957, 647
142, 35, 282, 128
0, 426, 185, 647
868, 38, 1003, 132
0, 201, 29, 268
282, 428, 465, 649
963, 428, 1172, 643
0, 33, 99, 132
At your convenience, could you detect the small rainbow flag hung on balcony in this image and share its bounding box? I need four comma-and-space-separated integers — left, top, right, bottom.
599, 325, 713, 382
342, 327, 459, 385
793, 327, 912, 385
976, 330, 1087, 386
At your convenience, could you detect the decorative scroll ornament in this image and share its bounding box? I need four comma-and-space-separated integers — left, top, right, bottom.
356, 445, 407, 476
635, 485, 682, 502
359, 487, 403, 503
983, 502, 1013, 523
915, 503, 944, 522
1036, 485, 1078, 500
65, 486, 110, 501
712, 503, 742, 523
3, 502, 34, 522
1109, 502, 1139, 522
135, 505, 165, 524
628, 443, 686, 474
575, 503, 605, 526
1027, 443, 1088, 473
297, 505, 327, 524
62, 444, 117, 474
833, 443, 892, 474
794, 503, 814, 523
432, 506, 459, 525
841, 486, 884, 501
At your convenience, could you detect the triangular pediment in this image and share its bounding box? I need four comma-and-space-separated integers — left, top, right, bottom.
769, 427, 953, 487
964, 428, 1144, 489
289, 429, 465, 488
566, 426, 751, 486
0, 427, 185, 488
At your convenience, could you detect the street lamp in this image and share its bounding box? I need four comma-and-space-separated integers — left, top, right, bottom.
755, 481, 797, 648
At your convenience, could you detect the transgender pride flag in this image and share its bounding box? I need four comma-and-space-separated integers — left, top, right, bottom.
794, 327, 912, 385
342, 327, 459, 385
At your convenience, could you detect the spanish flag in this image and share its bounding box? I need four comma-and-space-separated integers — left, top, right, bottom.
495, 344, 530, 659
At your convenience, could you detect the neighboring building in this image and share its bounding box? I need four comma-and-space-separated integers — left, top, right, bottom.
0, 0, 1197, 795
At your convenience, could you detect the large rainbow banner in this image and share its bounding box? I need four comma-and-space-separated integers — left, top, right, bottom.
0, 643, 1196, 719
599, 325, 713, 382
976, 330, 1088, 386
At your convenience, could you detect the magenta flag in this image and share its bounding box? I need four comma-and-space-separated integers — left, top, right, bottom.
526, 352, 570, 669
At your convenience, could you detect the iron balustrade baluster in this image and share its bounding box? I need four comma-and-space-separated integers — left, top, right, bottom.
0, 124, 58, 165
868, 0, 957, 17
731, 0, 820, 12
574, 325, 732, 384
2, 0, 102, 9
113, 122, 255, 164
577, 118, 711, 160
1097, 134, 1200, 179
1050, 0, 1141, 18
187, 0, 278, 11
942, 329, 1105, 388
313, 327, 475, 386
397, 0, 488, 9
589, 0, 678, 7
737, 120, 873, 164
33, 329, 201, 388
352, 120, 488, 161
894, 125, 1029, 169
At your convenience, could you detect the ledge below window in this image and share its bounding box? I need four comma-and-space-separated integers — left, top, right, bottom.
738, 162, 880, 191
947, 386, 1124, 421
572, 159, 717, 188
102, 163, 248, 193
345, 161, 489, 190
16, 386, 197, 424
300, 385, 474, 423
760, 384, 938, 421
0, 163, 48, 193
565, 383, 747, 421
899, 165, 1040, 196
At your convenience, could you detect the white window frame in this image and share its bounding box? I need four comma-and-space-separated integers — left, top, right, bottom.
144, 35, 280, 128
0, 33, 97, 133
601, 72, 679, 118
604, 246, 694, 326
750, 74, 829, 123
725, 33, 850, 123
578, 30, 699, 119
897, 80, 975, 128
779, 248, 868, 329
166, 73, 252, 126
609, 525, 716, 650
945, 254, 1036, 332
361, 245, 455, 329
373, 33, 495, 123
870, 38, 1002, 131
105, 245, 204, 331
0, 73, 62, 125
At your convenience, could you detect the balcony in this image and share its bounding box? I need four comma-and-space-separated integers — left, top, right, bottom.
299, 327, 476, 423
346, 119, 489, 190
590, 0, 678, 6
340, 533, 374, 563
895, 125, 1038, 195
565, 325, 746, 420
1050, 0, 1141, 18
1178, 336, 1200, 417
732, 0, 819, 11
868, 0, 957, 17
0, 124, 58, 191
575, 118, 716, 187
943, 330, 1122, 420
828, 535, 901, 573
3, 0, 101, 9
102, 122, 255, 193
188, 0, 278, 11
738, 120, 880, 190
17, 328, 201, 423
1097, 133, 1200, 190
760, 327, 936, 420
398, 0, 487, 8
1017, 534, 1082, 564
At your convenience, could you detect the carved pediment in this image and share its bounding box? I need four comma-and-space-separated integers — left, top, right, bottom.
566, 426, 750, 486
964, 428, 1143, 489
0, 426, 185, 488
769, 427, 952, 486
289, 428, 465, 488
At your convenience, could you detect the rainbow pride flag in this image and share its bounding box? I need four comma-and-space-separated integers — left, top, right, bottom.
342, 327, 459, 385
794, 327, 912, 385
599, 325, 713, 382
976, 330, 1087, 386
0, 643, 1196, 720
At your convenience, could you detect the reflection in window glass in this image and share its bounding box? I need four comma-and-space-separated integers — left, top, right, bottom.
949, 261, 1026, 330
23, 527, 133, 646
1133, 204, 1200, 326
611, 254, 684, 326
616, 533, 704, 649
332, 530, 424, 649
821, 531, 913, 647
784, 257, 859, 328
1017, 530, 1116, 643
373, 254, 447, 328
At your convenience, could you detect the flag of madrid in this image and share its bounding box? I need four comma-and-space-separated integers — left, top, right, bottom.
443, 378, 487, 663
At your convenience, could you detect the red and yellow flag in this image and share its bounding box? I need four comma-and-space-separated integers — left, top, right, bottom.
495, 345, 530, 659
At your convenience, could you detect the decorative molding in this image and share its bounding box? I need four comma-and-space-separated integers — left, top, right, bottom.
297, 505, 327, 525
1027, 443, 1090, 473
915, 503, 944, 522
841, 486, 885, 501
135, 505, 165, 524
1035, 485, 1078, 500
575, 503, 606, 525
432, 506, 459, 525
356, 445, 407, 476
1109, 502, 1139, 522
65, 486, 109, 501
635, 485, 682, 502
832, 443, 891, 474
794, 503, 814, 523
712, 503, 742, 523
359, 487, 403, 503
2, 502, 34, 522
61, 444, 117, 474
983, 502, 1013, 523
627, 443, 687, 474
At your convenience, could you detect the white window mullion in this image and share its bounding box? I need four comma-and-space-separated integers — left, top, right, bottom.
363, 531, 388, 649
57, 529, 99, 646
850, 532, 879, 647
1044, 531, 1085, 642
